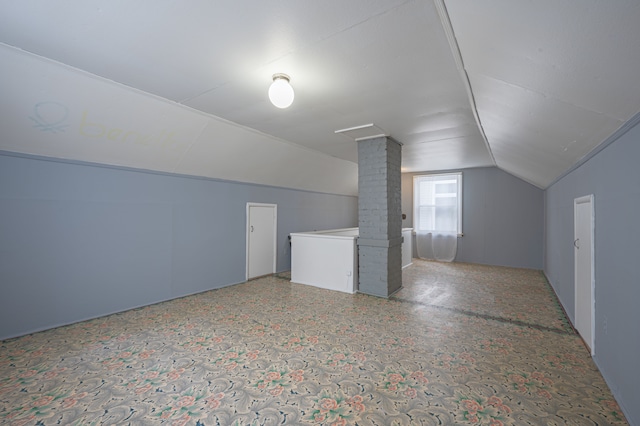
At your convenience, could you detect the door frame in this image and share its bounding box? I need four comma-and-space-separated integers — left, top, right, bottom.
246, 202, 277, 280
574, 194, 595, 356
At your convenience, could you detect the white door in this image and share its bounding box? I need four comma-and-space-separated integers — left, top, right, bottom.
246, 203, 277, 280
574, 195, 594, 355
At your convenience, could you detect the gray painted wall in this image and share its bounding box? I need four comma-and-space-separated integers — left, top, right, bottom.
545, 124, 640, 425
0, 154, 358, 340
402, 167, 544, 269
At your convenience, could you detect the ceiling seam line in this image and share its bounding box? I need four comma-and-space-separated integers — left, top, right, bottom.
433, 0, 496, 167
473, 72, 624, 120
546, 108, 640, 188
171, 121, 211, 175
410, 135, 474, 145
180, 0, 414, 105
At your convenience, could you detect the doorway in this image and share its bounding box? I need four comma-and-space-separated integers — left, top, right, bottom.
246, 203, 277, 280
574, 194, 594, 355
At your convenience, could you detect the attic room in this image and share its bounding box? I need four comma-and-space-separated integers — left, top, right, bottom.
0, 1, 638, 424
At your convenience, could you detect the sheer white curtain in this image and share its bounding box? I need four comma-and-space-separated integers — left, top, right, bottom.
413, 173, 461, 262
415, 231, 458, 262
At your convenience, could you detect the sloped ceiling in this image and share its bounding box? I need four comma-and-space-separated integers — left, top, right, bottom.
444, 0, 640, 187
1, 1, 639, 194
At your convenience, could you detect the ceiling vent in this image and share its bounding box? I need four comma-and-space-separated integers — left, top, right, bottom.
334, 123, 388, 141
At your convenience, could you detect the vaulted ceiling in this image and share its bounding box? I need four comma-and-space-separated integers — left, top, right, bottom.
1, 0, 639, 196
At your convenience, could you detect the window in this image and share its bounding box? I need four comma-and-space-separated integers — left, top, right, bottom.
413, 172, 462, 235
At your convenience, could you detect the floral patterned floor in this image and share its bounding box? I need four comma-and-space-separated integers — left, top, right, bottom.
0, 260, 627, 425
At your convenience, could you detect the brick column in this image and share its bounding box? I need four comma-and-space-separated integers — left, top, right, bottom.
357, 136, 402, 297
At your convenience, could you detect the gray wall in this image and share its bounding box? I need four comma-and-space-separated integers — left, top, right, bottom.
402, 167, 544, 269
0, 153, 358, 340
545, 124, 640, 425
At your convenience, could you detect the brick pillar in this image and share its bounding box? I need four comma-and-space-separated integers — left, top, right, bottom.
357, 136, 402, 297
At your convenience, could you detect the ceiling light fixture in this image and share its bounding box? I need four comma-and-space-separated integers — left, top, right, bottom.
268, 73, 294, 108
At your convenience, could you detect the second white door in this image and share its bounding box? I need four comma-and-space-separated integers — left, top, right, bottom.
574, 195, 594, 355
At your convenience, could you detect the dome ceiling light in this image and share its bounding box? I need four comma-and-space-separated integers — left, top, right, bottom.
268, 73, 294, 109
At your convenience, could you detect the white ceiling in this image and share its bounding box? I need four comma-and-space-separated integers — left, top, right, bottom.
1, 0, 639, 192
